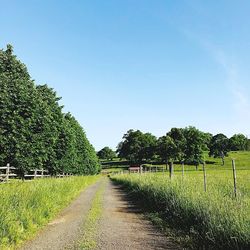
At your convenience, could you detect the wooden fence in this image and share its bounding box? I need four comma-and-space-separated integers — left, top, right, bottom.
119, 160, 239, 197
0, 163, 72, 182
0, 164, 17, 182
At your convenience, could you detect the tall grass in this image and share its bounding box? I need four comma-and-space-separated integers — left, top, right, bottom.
112, 170, 250, 249
0, 176, 99, 249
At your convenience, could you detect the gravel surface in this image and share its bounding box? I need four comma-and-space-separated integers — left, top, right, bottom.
20, 180, 102, 250
20, 178, 182, 250
96, 179, 181, 250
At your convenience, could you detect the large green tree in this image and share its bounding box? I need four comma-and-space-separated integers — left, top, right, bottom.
167, 128, 186, 161
229, 134, 248, 151
0, 45, 47, 176
156, 135, 176, 165
117, 130, 157, 164
0, 44, 100, 176
183, 126, 206, 166
209, 133, 230, 165
97, 147, 116, 161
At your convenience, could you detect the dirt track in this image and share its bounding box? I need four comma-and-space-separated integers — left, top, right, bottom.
96, 180, 181, 250
20, 180, 102, 250
20, 178, 181, 250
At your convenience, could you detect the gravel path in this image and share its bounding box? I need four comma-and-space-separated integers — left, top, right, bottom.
20, 178, 181, 250
20, 180, 102, 250
96, 179, 181, 250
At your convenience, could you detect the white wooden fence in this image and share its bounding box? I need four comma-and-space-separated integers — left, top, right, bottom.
0, 163, 17, 182
0, 163, 72, 182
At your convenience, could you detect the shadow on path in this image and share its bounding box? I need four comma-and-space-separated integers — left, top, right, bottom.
96, 179, 182, 250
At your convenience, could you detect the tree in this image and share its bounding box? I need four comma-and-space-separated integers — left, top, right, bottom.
209, 133, 230, 165
35, 84, 64, 174
97, 147, 116, 161
0, 44, 46, 176
117, 130, 157, 164
167, 128, 186, 162
138, 132, 157, 161
156, 135, 176, 166
183, 126, 206, 167
202, 132, 213, 150
229, 134, 248, 151
64, 114, 101, 175
0, 44, 100, 176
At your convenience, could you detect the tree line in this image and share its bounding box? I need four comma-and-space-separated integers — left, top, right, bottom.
98, 128, 249, 165
0, 45, 100, 177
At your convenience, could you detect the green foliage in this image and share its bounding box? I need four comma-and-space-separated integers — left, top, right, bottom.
116, 127, 208, 166
116, 129, 157, 164
97, 147, 116, 160
229, 134, 248, 151
202, 132, 213, 150
209, 134, 229, 165
157, 135, 176, 163
0, 45, 100, 175
183, 126, 206, 165
167, 127, 186, 161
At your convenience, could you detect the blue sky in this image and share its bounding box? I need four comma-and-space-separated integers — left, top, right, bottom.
1, 0, 250, 150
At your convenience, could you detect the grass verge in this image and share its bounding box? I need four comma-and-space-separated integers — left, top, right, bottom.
111, 173, 250, 249
0, 176, 100, 249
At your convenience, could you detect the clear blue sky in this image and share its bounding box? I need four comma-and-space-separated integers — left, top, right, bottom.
1, 0, 250, 150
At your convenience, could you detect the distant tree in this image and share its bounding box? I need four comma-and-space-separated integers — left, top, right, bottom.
202, 132, 213, 150
116, 130, 157, 164
138, 132, 157, 161
97, 147, 116, 161
156, 135, 176, 166
183, 127, 206, 167
167, 128, 186, 161
209, 133, 230, 165
116, 130, 141, 163
229, 134, 248, 151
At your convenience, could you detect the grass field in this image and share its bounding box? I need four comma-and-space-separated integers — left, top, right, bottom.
111, 151, 250, 249
0, 176, 100, 249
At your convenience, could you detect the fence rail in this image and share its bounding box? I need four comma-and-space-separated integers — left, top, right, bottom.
0, 163, 72, 182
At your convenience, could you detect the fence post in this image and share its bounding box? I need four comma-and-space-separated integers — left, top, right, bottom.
6, 163, 10, 182
232, 159, 237, 198
202, 162, 207, 192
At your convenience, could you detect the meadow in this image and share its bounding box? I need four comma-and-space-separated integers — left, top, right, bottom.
0, 176, 100, 249
111, 151, 250, 249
